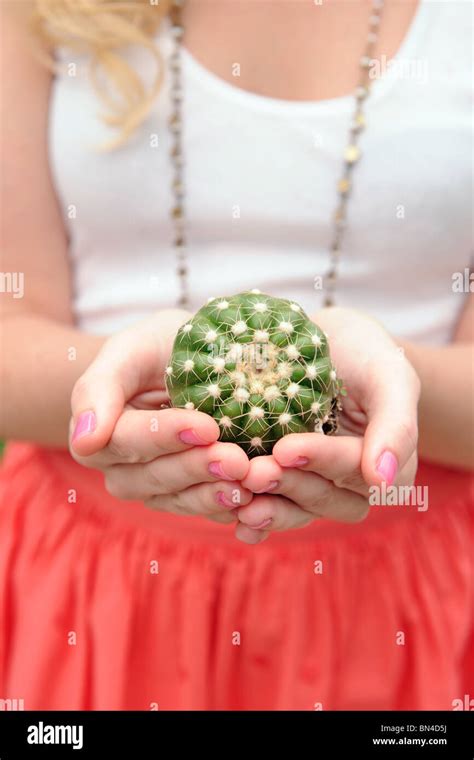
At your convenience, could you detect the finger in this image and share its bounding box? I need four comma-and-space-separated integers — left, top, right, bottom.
275, 469, 369, 522
143, 480, 253, 518
72, 408, 220, 468
235, 524, 271, 545
203, 511, 240, 525
241, 455, 283, 493
128, 390, 170, 409
105, 441, 250, 496
361, 355, 420, 487
272, 433, 367, 495
70, 368, 129, 457
237, 474, 369, 525
236, 494, 313, 531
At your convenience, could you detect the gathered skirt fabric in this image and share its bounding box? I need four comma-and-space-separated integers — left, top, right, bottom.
0, 442, 472, 710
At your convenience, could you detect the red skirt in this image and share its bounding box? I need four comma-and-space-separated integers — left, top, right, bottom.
0, 442, 472, 710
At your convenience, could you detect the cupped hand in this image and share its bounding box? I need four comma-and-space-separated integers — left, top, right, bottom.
235, 307, 421, 543
69, 310, 252, 523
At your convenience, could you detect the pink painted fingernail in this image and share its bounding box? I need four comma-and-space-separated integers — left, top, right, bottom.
208, 461, 234, 481
254, 480, 280, 494
376, 450, 398, 486
248, 517, 273, 530
216, 491, 238, 509
179, 428, 210, 446
72, 411, 96, 442
282, 456, 309, 468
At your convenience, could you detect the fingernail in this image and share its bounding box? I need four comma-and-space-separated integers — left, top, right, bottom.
281, 456, 309, 468
72, 411, 96, 442
208, 461, 234, 481
179, 428, 210, 446
216, 491, 238, 509
376, 450, 398, 486
254, 480, 279, 494
248, 517, 273, 530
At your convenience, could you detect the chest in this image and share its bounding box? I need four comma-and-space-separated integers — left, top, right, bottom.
183, 0, 420, 101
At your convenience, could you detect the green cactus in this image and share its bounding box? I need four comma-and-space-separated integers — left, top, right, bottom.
165, 290, 342, 457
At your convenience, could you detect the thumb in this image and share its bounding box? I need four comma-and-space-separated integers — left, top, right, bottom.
69, 310, 191, 457
361, 359, 420, 487
70, 346, 143, 457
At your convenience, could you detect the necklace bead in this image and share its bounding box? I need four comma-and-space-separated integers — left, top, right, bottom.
168, 0, 385, 310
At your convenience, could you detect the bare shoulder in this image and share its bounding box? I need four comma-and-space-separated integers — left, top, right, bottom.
1, 0, 35, 23
1, 0, 73, 324
1, 0, 50, 84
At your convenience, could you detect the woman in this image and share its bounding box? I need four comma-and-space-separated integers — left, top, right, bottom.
0, 0, 472, 710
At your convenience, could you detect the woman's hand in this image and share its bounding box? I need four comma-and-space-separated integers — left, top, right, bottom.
69, 310, 252, 523
235, 307, 421, 543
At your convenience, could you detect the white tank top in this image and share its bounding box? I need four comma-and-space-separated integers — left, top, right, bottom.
49, 0, 472, 344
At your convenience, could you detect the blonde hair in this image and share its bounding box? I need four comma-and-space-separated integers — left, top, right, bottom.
32, 0, 172, 148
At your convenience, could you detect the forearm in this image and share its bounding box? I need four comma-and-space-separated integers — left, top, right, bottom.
0, 313, 105, 447
400, 340, 474, 470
